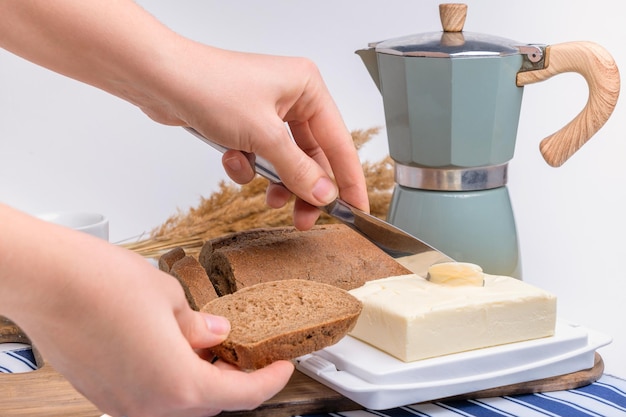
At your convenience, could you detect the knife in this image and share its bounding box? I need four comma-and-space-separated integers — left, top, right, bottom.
184, 127, 454, 276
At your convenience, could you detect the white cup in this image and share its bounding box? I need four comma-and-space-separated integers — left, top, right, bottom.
37, 212, 109, 241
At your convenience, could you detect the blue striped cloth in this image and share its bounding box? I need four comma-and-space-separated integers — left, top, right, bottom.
300, 374, 626, 417
0, 343, 37, 373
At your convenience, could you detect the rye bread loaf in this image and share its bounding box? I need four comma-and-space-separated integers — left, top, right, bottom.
201, 279, 362, 370
199, 224, 411, 296
158, 246, 186, 273
159, 248, 218, 310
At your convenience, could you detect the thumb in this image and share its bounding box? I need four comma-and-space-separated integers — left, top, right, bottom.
181, 311, 231, 349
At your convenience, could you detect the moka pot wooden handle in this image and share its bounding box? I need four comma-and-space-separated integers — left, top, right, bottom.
516, 41, 620, 167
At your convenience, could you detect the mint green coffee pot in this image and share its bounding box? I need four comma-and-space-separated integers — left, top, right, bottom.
357, 3, 619, 277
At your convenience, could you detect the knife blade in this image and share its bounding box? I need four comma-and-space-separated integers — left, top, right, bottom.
184, 127, 454, 276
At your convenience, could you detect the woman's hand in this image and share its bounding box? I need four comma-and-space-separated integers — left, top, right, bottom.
0, 1, 365, 413
0, 0, 369, 231
0, 207, 294, 416
145, 45, 370, 230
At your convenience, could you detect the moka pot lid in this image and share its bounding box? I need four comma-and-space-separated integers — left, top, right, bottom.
372, 3, 526, 58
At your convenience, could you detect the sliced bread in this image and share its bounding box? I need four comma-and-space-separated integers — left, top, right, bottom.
198, 224, 411, 295
169, 255, 218, 310
201, 279, 362, 370
158, 246, 186, 273
159, 247, 218, 310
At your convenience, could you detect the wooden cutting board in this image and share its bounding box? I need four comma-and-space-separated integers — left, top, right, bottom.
0, 319, 605, 417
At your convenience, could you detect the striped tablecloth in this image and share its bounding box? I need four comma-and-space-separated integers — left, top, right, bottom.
0, 343, 38, 374
301, 374, 626, 417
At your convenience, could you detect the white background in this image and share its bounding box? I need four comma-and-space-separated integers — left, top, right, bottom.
1, 1, 625, 378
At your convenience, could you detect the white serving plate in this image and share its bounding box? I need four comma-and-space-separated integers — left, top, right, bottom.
295, 320, 611, 410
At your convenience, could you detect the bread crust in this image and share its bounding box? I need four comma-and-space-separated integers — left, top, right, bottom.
158, 246, 186, 273
199, 224, 411, 295
160, 248, 218, 310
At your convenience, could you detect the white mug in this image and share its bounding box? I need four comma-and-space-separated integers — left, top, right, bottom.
36, 211, 109, 241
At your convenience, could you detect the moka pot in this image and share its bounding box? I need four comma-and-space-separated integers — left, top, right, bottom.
357, 3, 619, 277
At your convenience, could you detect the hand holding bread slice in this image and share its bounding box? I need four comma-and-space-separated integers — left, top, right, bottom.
159, 224, 402, 370
201, 279, 362, 370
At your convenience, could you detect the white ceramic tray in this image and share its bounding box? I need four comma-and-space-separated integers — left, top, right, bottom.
295, 320, 611, 410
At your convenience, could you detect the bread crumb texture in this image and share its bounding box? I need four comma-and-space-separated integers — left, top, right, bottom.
202, 279, 362, 370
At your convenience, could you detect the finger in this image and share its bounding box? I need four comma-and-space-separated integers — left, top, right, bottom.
288, 120, 333, 177
266, 179, 323, 231
222, 150, 256, 185
292, 197, 322, 231
265, 182, 292, 209
308, 105, 369, 212
286, 120, 335, 230
266, 182, 322, 231
180, 311, 231, 349
207, 360, 294, 412
255, 121, 338, 207
289, 86, 369, 213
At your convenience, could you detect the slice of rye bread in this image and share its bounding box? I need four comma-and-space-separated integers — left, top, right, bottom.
198, 224, 411, 296
159, 248, 218, 310
158, 246, 186, 273
201, 279, 363, 370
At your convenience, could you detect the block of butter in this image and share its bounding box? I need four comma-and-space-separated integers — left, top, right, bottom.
348, 273, 557, 362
